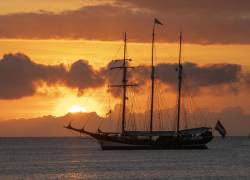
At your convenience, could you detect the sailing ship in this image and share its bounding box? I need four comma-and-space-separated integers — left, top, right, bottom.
65, 19, 213, 150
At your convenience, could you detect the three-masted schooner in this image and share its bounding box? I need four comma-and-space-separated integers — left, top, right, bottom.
65, 19, 213, 150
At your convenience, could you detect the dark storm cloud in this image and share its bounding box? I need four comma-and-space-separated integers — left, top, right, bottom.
103, 60, 243, 96
0, 53, 65, 99
66, 60, 104, 91
125, 62, 241, 88
0, 0, 250, 44
156, 62, 241, 88
0, 53, 246, 99
0, 53, 104, 99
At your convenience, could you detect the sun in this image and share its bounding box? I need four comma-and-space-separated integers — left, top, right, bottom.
68, 105, 87, 113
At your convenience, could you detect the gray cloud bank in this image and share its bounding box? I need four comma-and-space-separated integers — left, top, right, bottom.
0, 0, 250, 44
0, 53, 249, 99
0, 53, 104, 99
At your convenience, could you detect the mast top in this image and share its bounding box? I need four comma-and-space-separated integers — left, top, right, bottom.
178, 30, 182, 65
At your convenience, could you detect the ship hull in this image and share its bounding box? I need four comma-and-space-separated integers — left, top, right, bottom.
65, 125, 213, 150
91, 128, 213, 150
98, 139, 209, 150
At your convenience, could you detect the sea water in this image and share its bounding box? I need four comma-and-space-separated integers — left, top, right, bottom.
0, 137, 249, 180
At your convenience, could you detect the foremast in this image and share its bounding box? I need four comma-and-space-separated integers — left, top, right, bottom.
176, 31, 183, 133
122, 33, 127, 134
110, 33, 135, 135
150, 18, 163, 134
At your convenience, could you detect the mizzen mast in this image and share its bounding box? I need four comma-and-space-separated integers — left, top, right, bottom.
176, 31, 183, 133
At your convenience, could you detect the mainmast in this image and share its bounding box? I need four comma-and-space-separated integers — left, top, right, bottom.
110, 33, 135, 135
150, 18, 163, 134
121, 33, 127, 134
176, 31, 183, 133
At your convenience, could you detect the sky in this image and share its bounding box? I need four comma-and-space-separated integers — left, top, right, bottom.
0, 0, 250, 136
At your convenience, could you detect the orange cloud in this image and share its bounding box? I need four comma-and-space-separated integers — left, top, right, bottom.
0, 1, 249, 44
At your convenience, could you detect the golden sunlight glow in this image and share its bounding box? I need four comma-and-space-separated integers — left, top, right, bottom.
52, 87, 113, 118
68, 104, 86, 113
1, 39, 250, 70
1, 39, 250, 120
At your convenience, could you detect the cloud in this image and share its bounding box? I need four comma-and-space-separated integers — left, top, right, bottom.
101, 59, 243, 97
0, 1, 250, 44
131, 62, 242, 95
66, 60, 104, 96
102, 60, 142, 97
0, 53, 246, 99
0, 106, 249, 136
0, 53, 65, 99
118, 0, 250, 44
157, 62, 241, 88
0, 112, 105, 137
0, 53, 104, 99
0, 5, 151, 41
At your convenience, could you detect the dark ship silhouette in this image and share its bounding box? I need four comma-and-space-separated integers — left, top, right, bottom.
65, 19, 213, 150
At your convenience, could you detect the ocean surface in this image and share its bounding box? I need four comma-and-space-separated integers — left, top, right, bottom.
0, 137, 249, 180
